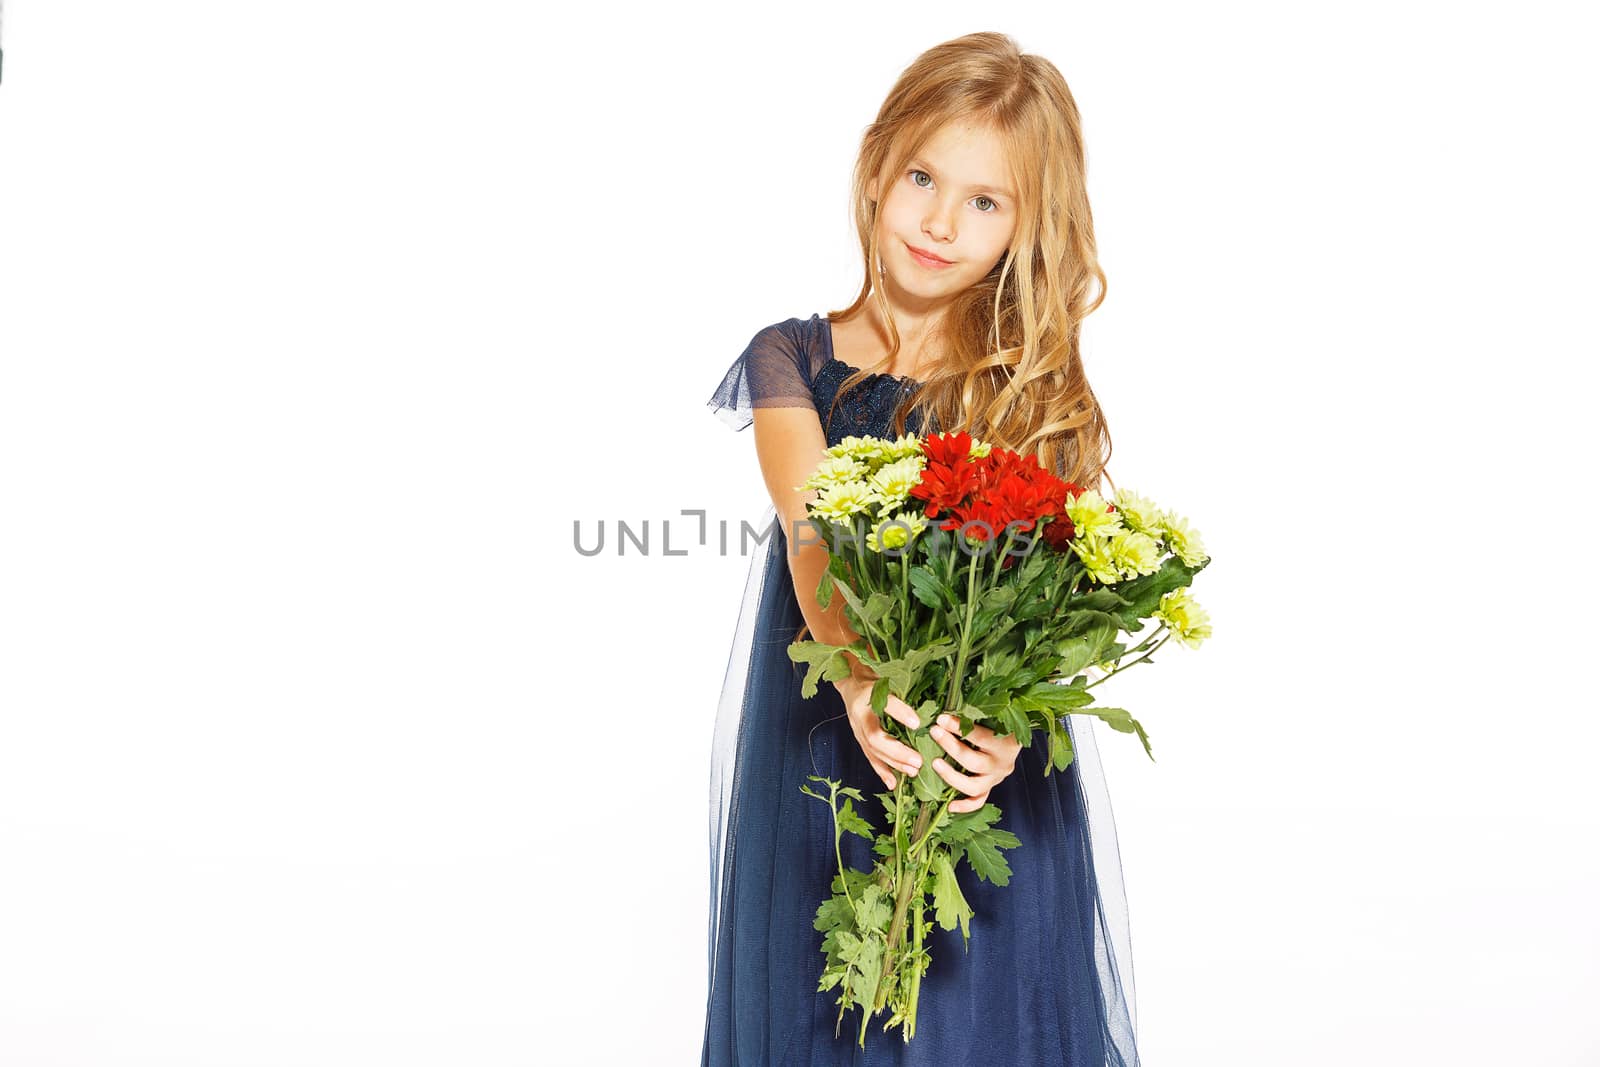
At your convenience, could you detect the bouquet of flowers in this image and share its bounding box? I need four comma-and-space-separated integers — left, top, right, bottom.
788, 430, 1211, 1047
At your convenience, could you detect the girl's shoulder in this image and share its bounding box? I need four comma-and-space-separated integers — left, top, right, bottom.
746, 312, 831, 379
708, 311, 831, 431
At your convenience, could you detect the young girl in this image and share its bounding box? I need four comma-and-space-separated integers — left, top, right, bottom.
702, 32, 1140, 1067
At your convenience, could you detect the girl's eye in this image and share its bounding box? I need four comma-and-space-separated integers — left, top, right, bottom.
910, 171, 999, 213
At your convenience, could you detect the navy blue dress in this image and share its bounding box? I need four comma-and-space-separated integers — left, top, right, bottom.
702, 313, 1141, 1066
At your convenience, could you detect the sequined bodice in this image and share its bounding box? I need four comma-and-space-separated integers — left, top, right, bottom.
810, 357, 936, 448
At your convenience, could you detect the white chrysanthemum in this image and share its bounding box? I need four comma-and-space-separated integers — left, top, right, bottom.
865, 509, 928, 552
968, 439, 992, 458
795, 455, 866, 492
1070, 532, 1123, 586
1109, 528, 1163, 578
1110, 489, 1164, 536
1064, 489, 1124, 541
1153, 588, 1212, 648
865, 455, 927, 512
809, 479, 878, 522
1159, 511, 1209, 567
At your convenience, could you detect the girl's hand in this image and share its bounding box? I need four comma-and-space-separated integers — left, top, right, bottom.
927, 713, 1023, 814
834, 673, 924, 791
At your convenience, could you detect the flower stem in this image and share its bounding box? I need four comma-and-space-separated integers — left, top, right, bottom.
944, 548, 982, 713
1086, 628, 1172, 690
871, 801, 936, 1015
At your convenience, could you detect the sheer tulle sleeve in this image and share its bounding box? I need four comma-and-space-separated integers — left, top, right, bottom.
706, 320, 816, 431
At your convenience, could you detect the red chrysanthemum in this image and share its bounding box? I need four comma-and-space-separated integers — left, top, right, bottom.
920, 430, 974, 468
911, 433, 1088, 554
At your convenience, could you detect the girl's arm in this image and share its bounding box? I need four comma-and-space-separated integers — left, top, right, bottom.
752, 406, 931, 789
751, 407, 876, 686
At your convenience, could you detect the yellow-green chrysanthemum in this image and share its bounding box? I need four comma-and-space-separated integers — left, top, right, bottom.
1070, 532, 1123, 585
808, 480, 878, 522
1109, 528, 1163, 578
968, 439, 992, 458
883, 433, 924, 461
1110, 489, 1164, 536
1158, 511, 1209, 567
825, 435, 883, 463
795, 455, 865, 492
1153, 588, 1211, 648
864, 455, 927, 512
865, 509, 928, 552
1064, 489, 1124, 542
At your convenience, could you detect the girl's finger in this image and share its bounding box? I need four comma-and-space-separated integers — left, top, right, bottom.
886, 697, 921, 731
876, 737, 922, 776
950, 789, 991, 814
929, 723, 992, 773
937, 713, 995, 752
868, 718, 922, 774
931, 758, 985, 797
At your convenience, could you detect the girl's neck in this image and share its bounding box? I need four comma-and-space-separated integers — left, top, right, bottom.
861, 295, 951, 366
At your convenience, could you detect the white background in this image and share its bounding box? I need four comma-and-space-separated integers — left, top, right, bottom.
2, 2, 1596, 1065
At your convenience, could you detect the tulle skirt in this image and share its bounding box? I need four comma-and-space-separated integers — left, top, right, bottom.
703, 508, 1141, 1066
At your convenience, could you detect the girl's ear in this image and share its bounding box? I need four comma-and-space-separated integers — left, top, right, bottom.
866, 175, 879, 202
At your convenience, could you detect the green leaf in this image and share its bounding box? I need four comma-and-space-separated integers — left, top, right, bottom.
787, 641, 854, 698
862, 591, 895, 626
855, 639, 958, 700
847, 934, 884, 1007
930, 852, 974, 945
1061, 589, 1132, 615
853, 883, 893, 933
835, 798, 876, 841
832, 577, 872, 630
814, 893, 855, 934
907, 565, 954, 610
1079, 707, 1156, 760
874, 792, 898, 822
1059, 609, 1130, 643
870, 676, 891, 717
1049, 718, 1076, 772
961, 826, 1020, 886
995, 701, 1032, 744
1013, 679, 1095, 713
1052, 630, 1111, 678
911, 731, 947, 803
960, 831, 1011, 889
832, 866, 876, 899
815, 566, 835, 610
1110, 553, 1209, 625
940, 804, 1002, 845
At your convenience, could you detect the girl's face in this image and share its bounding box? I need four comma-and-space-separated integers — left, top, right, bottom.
868, 120, 1019, 305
